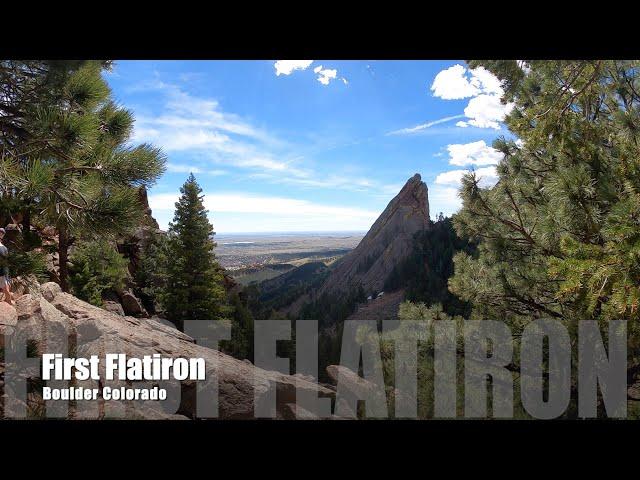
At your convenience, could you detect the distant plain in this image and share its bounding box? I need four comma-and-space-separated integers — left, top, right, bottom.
215, 232, 364, 285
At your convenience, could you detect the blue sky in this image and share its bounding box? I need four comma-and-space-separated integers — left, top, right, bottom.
105, 60, 516, 233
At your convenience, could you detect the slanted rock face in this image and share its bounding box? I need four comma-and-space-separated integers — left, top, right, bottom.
117, 187, 163, 278
0, 302, 18, 348
317, 173, 430, 299
137, 186, 160, 230
346, 289, 406, 321
2, 283, 334, 420
119, 290, 148, 317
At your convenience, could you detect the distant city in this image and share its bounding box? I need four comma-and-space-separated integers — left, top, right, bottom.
215, 232, 364, 284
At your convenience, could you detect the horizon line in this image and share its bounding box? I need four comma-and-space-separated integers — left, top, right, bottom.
214, 230, 368, 235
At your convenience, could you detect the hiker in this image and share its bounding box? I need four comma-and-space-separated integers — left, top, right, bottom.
0, 228, 14, 305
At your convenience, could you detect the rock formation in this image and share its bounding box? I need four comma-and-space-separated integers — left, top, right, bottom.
346, 289, 406, 321
0, 282, 334, 419
317, 173, 430, 299
116, 186, 162, 280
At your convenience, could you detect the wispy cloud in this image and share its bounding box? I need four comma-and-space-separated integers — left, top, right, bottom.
150, 192, 377, 217
166, 163, 203, 174
148, 192, 379, 232
128, 73, 394, 203
129, 79, 308, 178
387, 114, 466, 136
166, 163, 228, 176
246, 171, 399, 195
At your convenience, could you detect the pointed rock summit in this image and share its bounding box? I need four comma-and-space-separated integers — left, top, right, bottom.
318, 173, 430, 299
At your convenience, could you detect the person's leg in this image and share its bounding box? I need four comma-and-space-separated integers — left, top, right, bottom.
0, 277, 12, 305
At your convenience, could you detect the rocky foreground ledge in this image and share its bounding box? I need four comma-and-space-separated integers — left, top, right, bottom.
0, 282, 342, 419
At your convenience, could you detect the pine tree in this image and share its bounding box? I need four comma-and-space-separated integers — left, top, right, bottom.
0, 61, 166, 290
163, 174, 231, 330
69, 239, 129, 306
135, 232, 171, 314
448, 60, 640, 339
221, 291, 255, 361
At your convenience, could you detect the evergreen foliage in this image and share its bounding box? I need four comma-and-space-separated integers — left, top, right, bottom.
69, 239, 129, 306
0, 61, 165, 290
299, 285, 367, 327
163, 174, 231, 330
220, 291, 255, 361
134, 233, 171, 314
249, 262, 330, 319
385, 217, 475, 317
450, 61, 640, 331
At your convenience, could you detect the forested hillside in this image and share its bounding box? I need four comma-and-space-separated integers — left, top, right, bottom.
385, 217, 475, 318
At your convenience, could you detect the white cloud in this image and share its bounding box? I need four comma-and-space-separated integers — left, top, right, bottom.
430, 64, 514, 130
435, 166, 498, 188
431, 65, 504, 100
431, 64, 480, 100
462, 94, 513, 129
473, 166, 500, 188
388, 114, 466, 135
446, 140, 502, 167
274, 61, 346, 87
148, 192, 379, 232
434, 170, 466, 186
469, 67, 504, 96
274, 60, 314, 76
314, 65, 338, 85
430, 140, 503, 216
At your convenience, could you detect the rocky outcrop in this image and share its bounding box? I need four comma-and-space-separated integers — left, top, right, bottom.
316, 174, 430, 300
346, 289, 406, 321
137, 186, 160, 231
117, 187, 163, 279
0, 282, 334, 419
119, 290, 148, 317
0, 302, 18, 349
101, 300, 125, 316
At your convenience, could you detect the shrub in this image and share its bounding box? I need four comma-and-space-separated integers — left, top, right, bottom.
134, 233, 170, 314
69, 240, 129, 306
